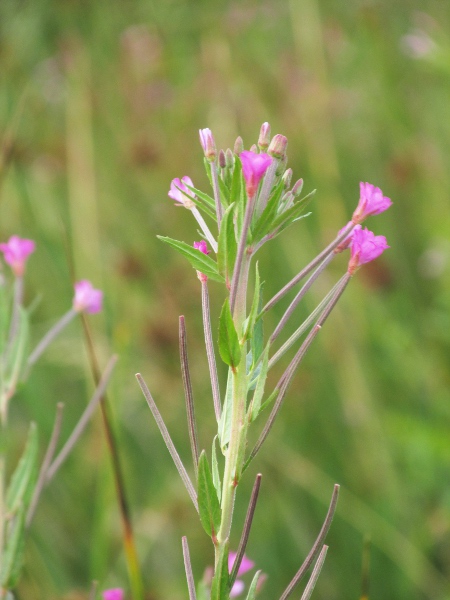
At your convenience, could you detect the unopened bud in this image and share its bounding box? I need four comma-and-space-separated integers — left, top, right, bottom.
225, 148, 234, 168
250, 144, 258, 153
268, 134, 288, 159
234, 136, 244, 155
219, 149, 226, 169
276, 154, 288, 176
199, 128, 217, 161
258, 122, 271, 150
292, 178, 304, 197
282, 168, 293, 189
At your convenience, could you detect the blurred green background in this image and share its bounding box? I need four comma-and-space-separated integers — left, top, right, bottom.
1, 0, 450, 598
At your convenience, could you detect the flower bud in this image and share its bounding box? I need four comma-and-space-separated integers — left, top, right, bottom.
275, 154, 287, 177
225, 148, 234, 168
250, 144, 258, 153
199, 128, 217, 161
234, 136, 244, 155
258, 122, 271, 151
219, 149, 226, 169
168, 176, 195, 209
194, 241, 209, 282
268, 134, 288, 159
292, 178, 304, 197
282, 168, 293, 189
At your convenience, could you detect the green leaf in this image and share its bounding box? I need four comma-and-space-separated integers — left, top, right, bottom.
243, 264, 261, 341
210, 541, 230, 600
183, 182, 216, 210
250, 178, 285, 243
245, 570, 263, 600
218, 369, 233, 452
6, 422, 38, 515
197, 451, 221, 539
250, 344, 270, 422
157, 237, 224, 282
218, 299, 241, 369
0, 508, 26, 588
217, 175, 230, 208
175, 183, 217, 220
251, 282, 265, 366
211, 436, 222, 501
217, 204, 237, 286
268, 190, 315, 236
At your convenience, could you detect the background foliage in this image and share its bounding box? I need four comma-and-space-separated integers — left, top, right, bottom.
1, 0, 450, 598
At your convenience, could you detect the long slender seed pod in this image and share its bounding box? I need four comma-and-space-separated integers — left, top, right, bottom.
299, 546, 328, 600
230, 474, 262, 587
136, 373, 199, 512
179, 316, 200, 476
279, 485, 339, 600
182, 536, 197, 600
201, 283, 222, 422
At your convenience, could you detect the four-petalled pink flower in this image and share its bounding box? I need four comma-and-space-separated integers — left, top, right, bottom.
352, 182, 392, 224
0, 235, 35, 277
239, 151, 272, 199
102, 589, 124, 600
73, 280, 103, 314
168, 176, 196, 208
348, 227, 390, 274
229, 552, 255, 598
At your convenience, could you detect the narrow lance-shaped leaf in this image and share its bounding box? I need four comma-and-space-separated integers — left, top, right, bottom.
211, 436, 222, 501
267, 190, 315, 237
157, 237, 224, 283
175, 183, 217, 220
197, 451, 221, 539
6, 422, 38, 515
218, 369, 233, 452
183, 182, 216, 210
250, 343, 270, 422
0, 509, 26, 588
250, 177, 285, 243
217, 203, 237, 286
243, 264, 261, 342
251, 281, 265, 367
245, 570, 263, 600
210, 540, 230, 600
218, 298, 241, 369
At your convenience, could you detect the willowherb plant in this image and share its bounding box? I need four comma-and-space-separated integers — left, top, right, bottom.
135, 123, 391, 600
0, 237, 114, 600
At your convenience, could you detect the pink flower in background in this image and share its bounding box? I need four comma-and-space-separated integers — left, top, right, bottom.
73, 280, 103, 313
102, 589, 124, 600
0, 235, 35, 276
193, 240, 209, 255
240, 151, 272, 198
168, 176, 196, 208
228, 552, 255, 598
348, 227, 390, 274
199, 128, 217, 161
335, 223, 362, 253
352, 182, 392, 224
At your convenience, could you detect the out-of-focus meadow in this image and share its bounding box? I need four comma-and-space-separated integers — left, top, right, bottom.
1, 0, 450, 598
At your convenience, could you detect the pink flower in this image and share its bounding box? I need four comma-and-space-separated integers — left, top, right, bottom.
102, 589, 124, 600
334, 223, 362, 253
73, 280, 103, 313
0, 235, 35, 276
240, 151, 272, 198
168, 176, 196, 208
348, 227, 390, 274
199, 128, 217, 161
352, 182, 392, 224
193, 240, 209, 255
228, 552, 255, 598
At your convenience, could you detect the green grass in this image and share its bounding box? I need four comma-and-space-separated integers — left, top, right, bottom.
1, 0, 450, 598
